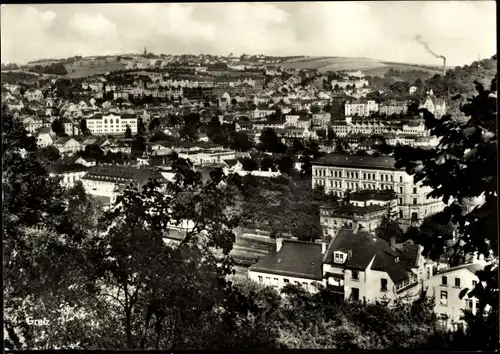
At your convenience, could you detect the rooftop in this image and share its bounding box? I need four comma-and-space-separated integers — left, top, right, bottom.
350, 189, 397, 202
249, 239, 324, 280
312, 154, 397, 170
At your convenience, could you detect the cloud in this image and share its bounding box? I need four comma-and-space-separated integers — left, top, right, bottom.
71, 13, 117, 40
1, 2, 496, 66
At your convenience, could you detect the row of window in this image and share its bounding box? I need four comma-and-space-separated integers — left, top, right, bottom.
257, 276, 317, 291
441, 276, 477, 288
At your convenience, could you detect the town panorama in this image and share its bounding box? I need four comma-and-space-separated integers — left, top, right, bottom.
2, 2, 498, 351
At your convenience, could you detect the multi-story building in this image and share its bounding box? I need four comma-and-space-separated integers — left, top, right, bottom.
53, 137, 82, 155
248, 228, 430, 304
322, 228, 428, 302
344, 100, 379, 117
177, 147, 236, 165
379, 100, 408, 116
426, 259, 490, 331
320, 203, 387, 237
81, 165, 167, 208
48, 164, 89, 189
419, 95, 447, 118
311, 154, 445, 225
312, 113, 331, 127
248, 239, 326, 293
85, 113, 138, 136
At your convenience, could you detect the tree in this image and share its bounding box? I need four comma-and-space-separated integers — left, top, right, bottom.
51, 118, 65, 137
260, 157, 275, 171
231, 132, 253, 152
375, 211, 404, 243
310, 105, 321, 114
291, 139, 305, 154
242, 158, 259, 172
37, 145, 61, 166
137, 118, 146, 136
277, 156, 294, 175
148, 117, 161, 131
179, 113, 200, 142
80, 119, 90, 135
131, 135, 146, 157
125, 125, 132, 139
394, 77, 498, 349
259, 128, 285, 154
389, 81, 410, 96
316, 128, 327, 140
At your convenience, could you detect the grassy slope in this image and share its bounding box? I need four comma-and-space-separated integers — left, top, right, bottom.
64, 63, 126, 79
270, 56, 443, 75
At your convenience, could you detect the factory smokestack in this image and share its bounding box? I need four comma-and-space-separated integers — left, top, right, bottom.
415, 35, 446, 75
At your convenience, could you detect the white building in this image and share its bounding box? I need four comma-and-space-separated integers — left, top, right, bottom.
85, 113, 138, 136
344, 100, 379, 117
49, 164, 89, 189
426, 259, 490, 331
81, 165, 167, 208
311, 154, 445, 226
248, 239, 326, 293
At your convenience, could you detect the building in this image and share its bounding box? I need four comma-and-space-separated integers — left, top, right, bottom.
419, 95, 447, 118
248, 239, 326, 293
344, 100, 379, 117
426, 259, 490, 331
75, 156, 97, 167
311, 154, 445, 225
320, 190, 398, 238
81, 165, 167, 208
85, 113, 138, 135
322, 229, 428, 302
48, 164, 89, 188
63, 122, 80, 137
312, 113, 331, 127
379, 100, 408, 116
53, 137, 82, 155
36, 127, 54, 147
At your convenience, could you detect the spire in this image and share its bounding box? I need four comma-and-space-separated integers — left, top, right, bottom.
144, 46, 147, 55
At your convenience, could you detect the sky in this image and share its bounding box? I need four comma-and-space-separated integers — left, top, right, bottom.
1, 2, 496, 66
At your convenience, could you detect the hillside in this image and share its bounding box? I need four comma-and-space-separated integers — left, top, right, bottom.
64, 62, 126, 79
270, 56, 443, 75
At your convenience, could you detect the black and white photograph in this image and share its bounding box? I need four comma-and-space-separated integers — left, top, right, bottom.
1, 1, 498, 350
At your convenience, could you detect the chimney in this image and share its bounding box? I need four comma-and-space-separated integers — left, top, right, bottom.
276, 238, 283, 252
442, 57, 446, 76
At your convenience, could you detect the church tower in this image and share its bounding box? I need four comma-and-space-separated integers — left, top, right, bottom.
143, 46, 147, 56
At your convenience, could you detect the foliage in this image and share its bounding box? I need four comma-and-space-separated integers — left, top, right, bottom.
242, 158, 259, 172
394, 76, 498, 348
258, 128, 286, 154
51, 118, 66, 137
124, 125, 132, 139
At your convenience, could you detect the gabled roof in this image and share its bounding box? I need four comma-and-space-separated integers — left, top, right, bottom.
48, 163, 89, 174
250, 240, 324, 280
323, 228, 388, 270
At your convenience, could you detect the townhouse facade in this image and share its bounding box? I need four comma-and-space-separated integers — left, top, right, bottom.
344, 100, 379, 117
311, 154, 445, 225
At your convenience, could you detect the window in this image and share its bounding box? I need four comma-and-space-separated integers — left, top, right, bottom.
372, 173, 376, 180
351, 288, 359, 301
303, 282, 309, 291
265, 277, 270, 283
441, 276, 448, 286
455, 278, 461, 288
400, 176, 403, 182
400, 187, 403, 193
352, 270, 359, 280
465, 299, 473, 311
258, 276, 263, 283
413, 187, 417, 194
273, 278, 279, 287
363, 173, 366, 179
381, 278, 388, 292
399, 198, 403, 205
440, 291, 448, 306
294, 281, 300, 286
472, 280, 477, 287
413, 198, 417, 205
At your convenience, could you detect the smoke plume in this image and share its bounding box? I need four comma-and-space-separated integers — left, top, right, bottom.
415, 35, 445, 59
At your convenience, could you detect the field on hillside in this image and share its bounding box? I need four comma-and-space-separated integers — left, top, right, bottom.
268, 56, 444, 75
64, 63, 126, 78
